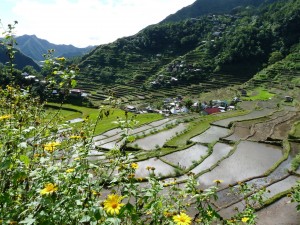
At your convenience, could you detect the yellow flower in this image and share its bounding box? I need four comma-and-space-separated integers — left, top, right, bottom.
213, 179, 224, 185
131, 163, 139, 170
146, 166, 152, 170
66, 168, 75, 173
92, 190, 101, 196
164, 211, 173, 217
195, 218, 202, 223
56, 57, 66, 61
6, 85, 13, 91
103, 194, 124, 215
127, 173, 135, 179
173, 212, 192, 225
40, 183, 58, 195
43, 142, 60, 153
70, 135, 81, 139
241, 217, 250, 223
136, 177, 143, 181
207, 210, 213, 217
0, 114, 11, 120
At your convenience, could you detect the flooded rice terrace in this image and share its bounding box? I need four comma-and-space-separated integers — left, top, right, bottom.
130, 123, 187, 150
90, 98, 299, 223
197, 141, 282, 188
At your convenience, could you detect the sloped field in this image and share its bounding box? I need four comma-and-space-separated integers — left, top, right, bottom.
88, 88, 300, 223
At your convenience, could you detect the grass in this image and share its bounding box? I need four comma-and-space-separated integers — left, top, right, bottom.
292, 77, 300, 85
45, 103, 163, 135
45, 108, 82, 121
242, 87, 275, 101
293, 122, 300, 138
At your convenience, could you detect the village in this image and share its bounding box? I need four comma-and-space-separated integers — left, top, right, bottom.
123, 92, 243, 116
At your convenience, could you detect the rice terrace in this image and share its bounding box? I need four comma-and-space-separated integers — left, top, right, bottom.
1, 0, 300, 224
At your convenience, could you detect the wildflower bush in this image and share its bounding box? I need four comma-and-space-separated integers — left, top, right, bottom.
0, 21, 299, 225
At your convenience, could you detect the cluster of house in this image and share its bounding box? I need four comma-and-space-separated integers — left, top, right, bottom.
148, 15, 241, 89
149, 60, 204, 88
166, 60, 202, 74
149, 75, 178, 87
125, 95, 239, 116
51, 88, 89, 98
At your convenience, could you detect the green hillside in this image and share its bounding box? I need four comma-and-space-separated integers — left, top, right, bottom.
0, 45, 40, 71
77, 0, 300, 103
161, 0, 278, 23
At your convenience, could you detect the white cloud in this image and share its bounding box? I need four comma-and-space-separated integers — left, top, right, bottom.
8, 0, 195, 47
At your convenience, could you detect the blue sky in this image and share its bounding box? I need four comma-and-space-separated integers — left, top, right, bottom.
0, 0, 195, 47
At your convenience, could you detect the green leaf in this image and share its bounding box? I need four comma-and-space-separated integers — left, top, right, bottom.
71, 79, 77, 88
19, 215, 36, 224
127, 135, 136, 143
105, 218, 121, 225
94, 208, 102, 220
80, 215, 91, 223
0, 160, 12, 171
20, 155, 30, 167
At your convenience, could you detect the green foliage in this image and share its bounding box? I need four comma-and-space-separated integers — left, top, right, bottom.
291, 181, 300, 211
1, 14, 300, 225
242, 87, 275, 101
268, 51, 283, 65
291, 154, 300, 171
0, 21, 40, 72
78, 0, 300, 92
161, 0, 270, 23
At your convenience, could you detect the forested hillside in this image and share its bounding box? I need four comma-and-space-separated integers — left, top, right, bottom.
0, 45, 40, 71
161, 0, 278, 23
78, 0, 300, 90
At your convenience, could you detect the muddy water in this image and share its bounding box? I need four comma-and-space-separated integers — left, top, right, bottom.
248, 111, 297, 141
218, 201, 244, 218
190, 125, 231, 143
101, 128, 122, 137
130, 123, 187, 150
99, 142, 117, 150
256, 197, 300, 225
215, 155, 293, 208
264, 176, 299, 199
212, 109, 274, 128
161, 144, 208, 169
131, 120, 178, 137
95, 135, 120, 146
148, 118, 171, 127
93, 134, 108, 141
225, 126, 250, 141
271, 113, 300, 140
134, 157, 175, 178
197, 141, 282, 189
219, 192, 300, 223
191, 143, 232, 175
92, 118, 174, 143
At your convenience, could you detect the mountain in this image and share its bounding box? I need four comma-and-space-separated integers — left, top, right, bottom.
78, 0, 299, 90
15, 35, 95, 62
0, 45, 40, 71
161, 0, 279, 23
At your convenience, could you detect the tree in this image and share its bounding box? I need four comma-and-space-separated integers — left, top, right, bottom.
268, 51, 283, 65
184, 98, 193, 110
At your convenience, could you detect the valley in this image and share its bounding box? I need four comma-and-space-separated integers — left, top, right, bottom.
51, 73, 300, 223
1, 0, 299, 223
